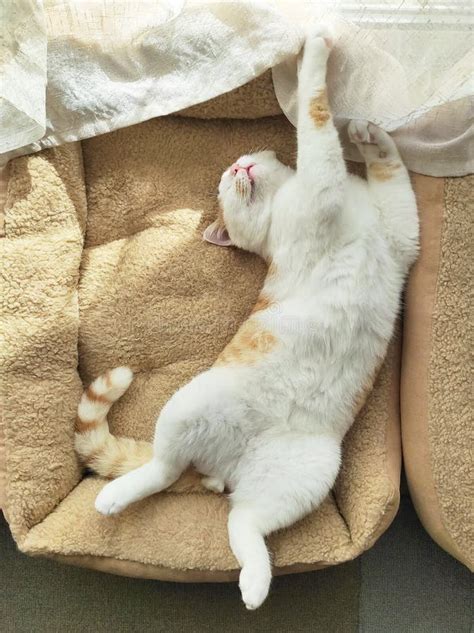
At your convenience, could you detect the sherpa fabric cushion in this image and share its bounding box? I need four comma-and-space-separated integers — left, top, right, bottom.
401, 174, 473, 571
1, 76, 402, 579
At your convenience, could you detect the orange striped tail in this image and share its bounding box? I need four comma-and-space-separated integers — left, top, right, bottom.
75, 367, 153, 478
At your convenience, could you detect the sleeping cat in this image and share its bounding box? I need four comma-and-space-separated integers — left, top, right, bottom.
75, 27, 418, 609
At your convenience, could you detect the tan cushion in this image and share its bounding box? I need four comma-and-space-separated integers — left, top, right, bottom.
1, 87, 401, 578
401, 174, 473, 571
177, 70, 282, 119
0, 165, 7, 508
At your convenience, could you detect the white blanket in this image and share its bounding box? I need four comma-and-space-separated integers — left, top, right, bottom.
0, 0, 302, 165
1, 0, 472, 176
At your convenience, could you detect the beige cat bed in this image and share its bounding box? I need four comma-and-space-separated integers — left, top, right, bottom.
0, 73, 402, 580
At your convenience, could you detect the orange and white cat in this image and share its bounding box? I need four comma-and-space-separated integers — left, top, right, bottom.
76, 27, 418, 609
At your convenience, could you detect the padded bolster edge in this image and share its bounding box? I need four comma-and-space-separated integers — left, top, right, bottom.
0, 144, 86, 541
44, 553, 331, 583
401, 174, 473, 571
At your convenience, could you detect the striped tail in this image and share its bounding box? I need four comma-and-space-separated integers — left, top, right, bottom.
75, 367, 153, 478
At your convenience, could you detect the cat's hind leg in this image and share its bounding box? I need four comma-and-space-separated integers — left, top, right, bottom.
95, 393, 195, 515
228, 433, 341, 609
95, 368, 238, 515
94, 398, 193, 515
348, 120, 419, 268
95, 456, 186, 515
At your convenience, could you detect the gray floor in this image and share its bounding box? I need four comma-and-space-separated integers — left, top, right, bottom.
360, 496, 472, 632
1, 492, 472, 633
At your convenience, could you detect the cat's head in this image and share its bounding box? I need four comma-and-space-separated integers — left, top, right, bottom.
203, 150, 291, 256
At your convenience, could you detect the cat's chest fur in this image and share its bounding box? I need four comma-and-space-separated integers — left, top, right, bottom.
262, 224, 398, 347
232, 204, 400, 438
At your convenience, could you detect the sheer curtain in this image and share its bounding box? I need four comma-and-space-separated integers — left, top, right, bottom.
273, 0, 473, 175
1, 0, 472, 175
0, 0, 302, 165
0, 0, 47, 154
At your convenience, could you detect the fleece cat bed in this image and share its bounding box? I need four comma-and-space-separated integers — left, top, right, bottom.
401, 174, 473, 571
1, 72, 402, 579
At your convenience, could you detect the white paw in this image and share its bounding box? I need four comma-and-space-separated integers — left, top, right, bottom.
95, 480, 129, 516
348, 120, 396, 160
306, 23, 334, 50
201, 476, 225, 494
348, 119, 373, 145
239, 566, 271, 610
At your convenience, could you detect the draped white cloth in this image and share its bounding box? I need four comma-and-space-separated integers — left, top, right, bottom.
273, 1, 473, 176
0, 0, 302, 164
1, 0, 472, 175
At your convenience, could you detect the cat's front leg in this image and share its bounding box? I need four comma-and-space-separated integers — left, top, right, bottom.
296, 26, 346, 213
298, 24, 333, 98
348, 120, 419, 268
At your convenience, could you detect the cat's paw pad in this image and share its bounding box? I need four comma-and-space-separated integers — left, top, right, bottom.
367, 122, 393, 148
239, 566, 271, 610
348, 119, 373, 145
349, 120, 396, 159
95, 482, 128, 516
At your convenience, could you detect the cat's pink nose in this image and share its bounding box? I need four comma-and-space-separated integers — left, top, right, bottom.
231, 163, 255, 176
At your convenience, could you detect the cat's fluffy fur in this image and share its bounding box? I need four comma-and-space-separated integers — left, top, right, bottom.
75, 27, 418, 610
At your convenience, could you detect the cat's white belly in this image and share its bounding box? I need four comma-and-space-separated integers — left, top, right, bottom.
185, 312, 395, 485
247, 237, 400, 432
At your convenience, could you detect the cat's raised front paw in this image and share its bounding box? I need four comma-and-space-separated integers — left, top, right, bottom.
306, 23, 333, 50
348, 119, 373, 145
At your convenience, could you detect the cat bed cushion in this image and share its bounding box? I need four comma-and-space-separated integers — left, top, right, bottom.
401, 174, 473, 571
1, 74, 401, 579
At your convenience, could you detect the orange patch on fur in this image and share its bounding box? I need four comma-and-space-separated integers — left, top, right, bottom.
267, 261, 278, 278
109, 452, 127, 478
251, 293, 273, 314
75, 416, 101, 433
309, 89, 331, 128
215, 319, 277, 367
211, 207, 227, 234
217, 207, 225, 225
85, 444, 108, 467
368, 161, 401, 182
86, 385, 110, 404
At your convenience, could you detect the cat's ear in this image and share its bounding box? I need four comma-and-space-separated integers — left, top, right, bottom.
203, 220, 233, 247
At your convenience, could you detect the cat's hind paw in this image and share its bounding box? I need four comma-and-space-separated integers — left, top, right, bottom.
201, 476, 225, 494
239, 565, 271, 610
348, 120, 398, 161
95, 480, 130, 516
